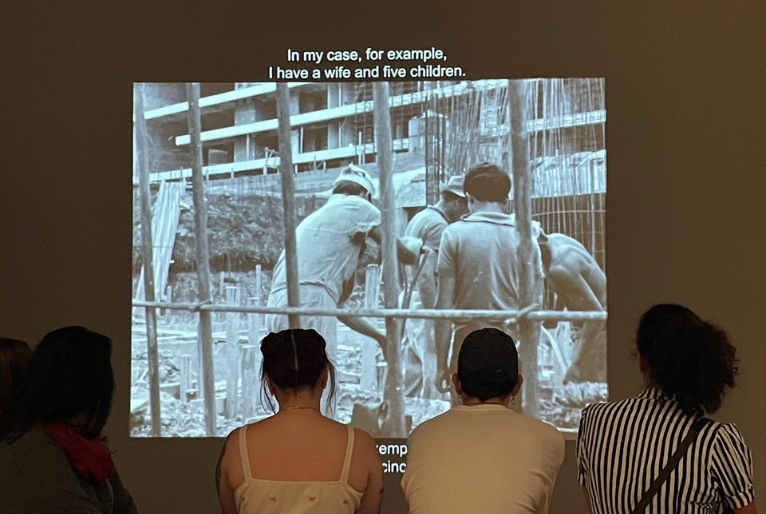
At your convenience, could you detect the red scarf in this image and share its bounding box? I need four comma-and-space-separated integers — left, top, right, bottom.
34, 422, 115, 483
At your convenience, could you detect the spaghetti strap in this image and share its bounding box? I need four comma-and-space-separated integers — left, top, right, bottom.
238, 425, 253, 481
339, 425, 355, 484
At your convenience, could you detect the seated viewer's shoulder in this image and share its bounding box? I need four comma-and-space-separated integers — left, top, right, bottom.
0, 429, 71, 481
405, 412, 445, 443
521, 415, 565, 445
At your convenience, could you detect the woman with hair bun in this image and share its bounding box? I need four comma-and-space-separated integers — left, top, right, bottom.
216, 328, 384, 514
577, 304, 758, 514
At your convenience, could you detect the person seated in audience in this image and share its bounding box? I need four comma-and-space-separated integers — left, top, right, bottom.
0, 327, 138, 514
216, 328, 384, 514
577, 304, 758, 514
401, 328, 565, 514
0, 337, 32, 416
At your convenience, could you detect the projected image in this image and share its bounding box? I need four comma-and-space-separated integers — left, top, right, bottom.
131, 80, 607, 437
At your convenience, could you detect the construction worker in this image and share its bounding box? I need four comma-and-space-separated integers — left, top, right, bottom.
265, 164, 419, 415
402, 175, 469, 399
433, 162, 544, 406
538, 232, 606, 383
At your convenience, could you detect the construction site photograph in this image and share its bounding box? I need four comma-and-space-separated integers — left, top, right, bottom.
132, 80, 607, 438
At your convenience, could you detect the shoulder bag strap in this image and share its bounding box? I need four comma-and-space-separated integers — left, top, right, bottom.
630, 417, 712, 514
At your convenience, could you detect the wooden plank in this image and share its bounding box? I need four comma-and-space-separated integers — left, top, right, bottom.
179, 354, 191, 402
240, 345, 257, 420
225, 286, 241, 419
374, 82, 406, 438
134, 83, 162, 437
510, 79, 543, 418
133, 181, 184, 315
186, 82, 217, 437
247, 297, 262, 344
276, 83, 301, 329
361, 265, 380, 392
247, 265, 263, 345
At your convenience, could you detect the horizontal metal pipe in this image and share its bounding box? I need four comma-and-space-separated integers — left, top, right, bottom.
132, 301, 607, 322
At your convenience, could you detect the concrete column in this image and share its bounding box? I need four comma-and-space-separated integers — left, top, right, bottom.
290, 90, 300, 158
143, 83, 186, 111
234, 82, 264, 163
341, 84, 357, 148
300, 95, 318, 153
327, 83, 357, 150
327, 84, 339, 149
140, 83, 189, 171
327, 84, 341, 150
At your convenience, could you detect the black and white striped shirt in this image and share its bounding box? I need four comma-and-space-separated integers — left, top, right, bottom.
577, 388, 754, 514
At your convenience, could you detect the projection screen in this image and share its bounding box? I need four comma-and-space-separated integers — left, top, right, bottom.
131, 80, 607, 441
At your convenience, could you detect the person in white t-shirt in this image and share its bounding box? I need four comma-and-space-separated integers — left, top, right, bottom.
401, 328, 565, 514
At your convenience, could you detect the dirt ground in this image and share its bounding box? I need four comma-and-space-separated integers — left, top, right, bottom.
131, 313, 606, 437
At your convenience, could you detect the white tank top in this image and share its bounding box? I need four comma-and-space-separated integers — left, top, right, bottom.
234, 424, 364, 514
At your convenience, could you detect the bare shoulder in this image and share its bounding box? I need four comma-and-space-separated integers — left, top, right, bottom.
351, 427, 379, 462
352, 427, 376, 449
220, 426, 243, 463
222, 421, 263, 460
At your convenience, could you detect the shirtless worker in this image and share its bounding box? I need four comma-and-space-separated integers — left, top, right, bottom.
402, 175, 469, 399
538, 232, 606, 383
265, 164, 419, 415
434, 162, 544, 406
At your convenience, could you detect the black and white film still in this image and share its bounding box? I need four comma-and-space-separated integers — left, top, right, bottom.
131, 80, 607, 438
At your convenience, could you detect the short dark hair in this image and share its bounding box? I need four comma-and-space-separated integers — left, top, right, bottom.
637, 304, 738, 416
260, 329, 336, 413
458, 328, 518, 402
332, 180, 369, 197
463, 162, 511, 203
0, 338, 32, 412
0, 327, 115, 441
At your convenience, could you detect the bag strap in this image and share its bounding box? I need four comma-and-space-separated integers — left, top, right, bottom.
631, 417, 712, 514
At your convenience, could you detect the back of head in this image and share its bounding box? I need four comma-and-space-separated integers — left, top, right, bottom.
637, 304, 738, 416
0, 327, 114, 441
457, 328, 518, 402
260, 329, 335, 410
0, 338, 32, 412
332, 180, 370, 198
333, 164, 375, 198
463, 162, 512, 203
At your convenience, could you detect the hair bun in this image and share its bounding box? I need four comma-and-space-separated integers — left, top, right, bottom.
259, 332, 284, 357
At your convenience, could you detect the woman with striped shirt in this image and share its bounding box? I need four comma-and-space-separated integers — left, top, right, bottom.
577, 304, 757, 514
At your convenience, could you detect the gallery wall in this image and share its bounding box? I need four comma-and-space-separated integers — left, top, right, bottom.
1, 3, 764, 513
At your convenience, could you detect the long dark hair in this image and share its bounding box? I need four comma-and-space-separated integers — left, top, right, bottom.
260, 329, 336, 413
637, 304, 738, 416
0, 327, 115, 441
0, 338, 32, 412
